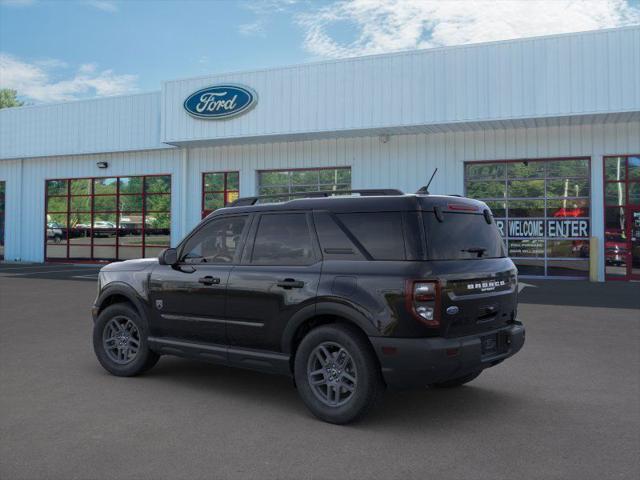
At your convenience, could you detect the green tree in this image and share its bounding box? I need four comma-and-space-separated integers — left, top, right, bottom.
0, 89, 24, 109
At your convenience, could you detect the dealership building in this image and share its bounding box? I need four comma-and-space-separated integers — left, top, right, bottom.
1, 26, 639, 281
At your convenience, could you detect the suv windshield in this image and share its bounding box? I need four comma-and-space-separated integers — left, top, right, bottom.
423, 212, 505, 260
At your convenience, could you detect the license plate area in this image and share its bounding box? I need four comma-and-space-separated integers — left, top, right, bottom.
481, 332, 509, 356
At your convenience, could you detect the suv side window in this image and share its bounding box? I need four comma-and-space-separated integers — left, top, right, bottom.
181, 215, 248, 264
251, 213, 315, 265
336, 212, 406, 260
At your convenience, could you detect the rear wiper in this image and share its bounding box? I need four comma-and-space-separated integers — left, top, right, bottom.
461, 247, 487, 257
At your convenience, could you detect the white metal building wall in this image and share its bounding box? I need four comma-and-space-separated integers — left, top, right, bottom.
0, 149, 182, 262
162, 27, 640, 145
0, 92, 167, 160
1, 119, 638, 280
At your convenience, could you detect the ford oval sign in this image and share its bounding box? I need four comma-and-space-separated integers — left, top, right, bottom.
183, 84, 257, 120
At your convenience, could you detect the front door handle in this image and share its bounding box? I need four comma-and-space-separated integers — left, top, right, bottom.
277, 278, 305, 289
198, 276, 221, 286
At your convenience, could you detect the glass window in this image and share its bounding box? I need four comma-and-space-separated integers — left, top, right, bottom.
507, 161, 545, 179
629, 183, 640, 205
46, 196, 68, 213
603, 155, 640, 280
605, 183, 625, 206
507, 179, 545, 198
0, 181, 5, 260
605, 207, 626, 235
337, 212, 406, 260
547, 159, 589, 178
119, 195, 143, 212
45, 175, 171, 262
604, 157, 626, 181
119, 177, 143, 194
423, 212, 505, 260
547, 199, 589, 218
547, 260, 589, 277
464, 163, 506, 181
507, 200, 545, 218
508, 240, 544, 258
70, 179, 91, 195
145, 176, 171, 194
312, 212, 365, 261
94, 195, 117, 212
629, 156, 640, 180
547, 240, 589, 258
257, 167, 351, 202
47, 180, 67, 196
202, 171, 239, 218
146, 194, 171, 212
546, 179, 590, 198
182, 216, 247, 264
465, 157, 591, 277
94, 178, 117, 195
70, 196, 91, 212
251, 213, 315, 265
465, 181, 506, 199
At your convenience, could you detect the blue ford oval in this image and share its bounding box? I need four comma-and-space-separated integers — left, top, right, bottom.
183, 84, 257, 119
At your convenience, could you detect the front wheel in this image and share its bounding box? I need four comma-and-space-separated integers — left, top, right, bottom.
93, 303, 159, 377
294, 324, 384, 424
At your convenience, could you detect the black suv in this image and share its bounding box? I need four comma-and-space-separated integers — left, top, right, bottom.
92, 190, 524, 424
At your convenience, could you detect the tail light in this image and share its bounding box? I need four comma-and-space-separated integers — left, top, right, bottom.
405, 280, 440, 327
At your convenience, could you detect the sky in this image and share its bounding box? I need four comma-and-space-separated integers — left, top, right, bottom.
1, 0, 639, 104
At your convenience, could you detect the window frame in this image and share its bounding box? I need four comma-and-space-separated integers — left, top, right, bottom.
243, 211, 321, 266
201, 171, 240, 218
44, 174, 171, 262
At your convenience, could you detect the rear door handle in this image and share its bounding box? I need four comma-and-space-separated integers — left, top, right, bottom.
277, 278, 305, 289
198, 276, 221, 286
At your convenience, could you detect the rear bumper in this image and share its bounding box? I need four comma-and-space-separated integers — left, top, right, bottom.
369, 323, 525, 389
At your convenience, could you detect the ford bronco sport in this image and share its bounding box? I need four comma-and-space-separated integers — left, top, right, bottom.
92, 190, 525, 424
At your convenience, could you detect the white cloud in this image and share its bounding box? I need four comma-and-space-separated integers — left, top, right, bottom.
238, 19, 267, 36
83, 0, 118, 13
0, 53, 138, 103
297, 0, 640, 58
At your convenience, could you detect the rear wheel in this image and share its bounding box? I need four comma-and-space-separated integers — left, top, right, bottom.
432, 370, 482, 388
294, 324, 384, 424
93, 303, 159, 377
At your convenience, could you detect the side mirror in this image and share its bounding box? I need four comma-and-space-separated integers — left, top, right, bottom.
158, 247, 178, 266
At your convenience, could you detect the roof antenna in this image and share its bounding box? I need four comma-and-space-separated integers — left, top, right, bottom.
416, 168, 438, 195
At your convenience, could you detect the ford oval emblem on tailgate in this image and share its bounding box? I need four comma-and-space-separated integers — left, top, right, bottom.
446, 306, 459, 315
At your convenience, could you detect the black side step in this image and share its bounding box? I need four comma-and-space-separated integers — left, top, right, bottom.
148, 337, 291, 376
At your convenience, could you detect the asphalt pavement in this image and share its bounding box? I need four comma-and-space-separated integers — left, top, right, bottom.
0, 264, 638, 480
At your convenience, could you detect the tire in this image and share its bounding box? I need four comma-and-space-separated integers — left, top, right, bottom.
93, 303, 159, 377
294, 324, 384, 425
431, 370, 482, 388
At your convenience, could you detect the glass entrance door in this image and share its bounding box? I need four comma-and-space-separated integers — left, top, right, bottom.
631, 208, 640, 280
604, 155, 640, 281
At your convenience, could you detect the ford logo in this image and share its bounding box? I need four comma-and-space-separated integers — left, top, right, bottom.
446, 306, 459, 315
183, 84, 257, 120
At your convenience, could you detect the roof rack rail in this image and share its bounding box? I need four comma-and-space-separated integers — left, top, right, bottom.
228, 188, 404, 207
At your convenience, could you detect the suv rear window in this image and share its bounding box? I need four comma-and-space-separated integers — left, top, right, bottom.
423, 212, 505, 260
